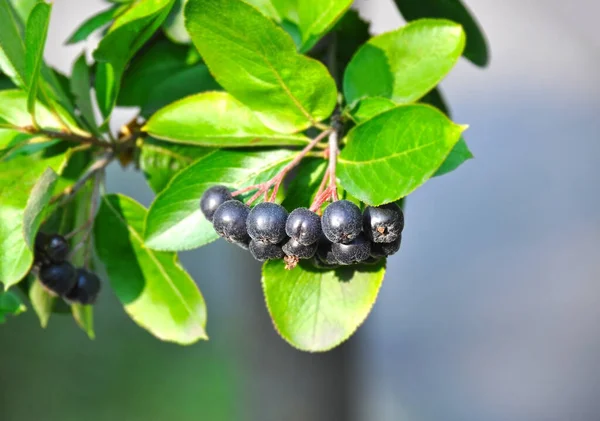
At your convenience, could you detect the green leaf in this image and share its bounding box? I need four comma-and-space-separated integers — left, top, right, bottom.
332, 9, 371, 73
0, 161, 60, 288
393, 0, 489, 66
93, 0, 175, 120
184, 0, 337, 133
0, 89, 72, 130
24, 1, 51, 117
434, 137, 472, 176
144, 92, 311, 147
66, 5, 125, 45
296, 0, 352, 52
0, 290, 26, 323
281, 159, 326, 210
349, 96, 396, 124
163, 0, 190, 43
420, 86, 449, 115
338, 104, 465, 205
140, 137, 213, 193
95, 194, 207, 344
72, 304, 95, 339
262, 259, 386, 352
29, 277, 54, 327
117, 38, 220, 116
343, 19, 465, 105
144, 149, 295, 251
0, 1, 26, 86
9, 0, 38, 24
70, 55, 98, 135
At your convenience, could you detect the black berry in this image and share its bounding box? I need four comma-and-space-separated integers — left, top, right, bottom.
212, 200, 251, 244
370, 235, 402, 258
200, 185, 233, 222
363, 256, 382, 265
316, 237, 339, 265
282, 238, 318, 259
246, 202, 288, 244
249, 240, 285, 261
65, 268, 101, 304
321, 200, 362, 244
39, 261, 77, 296
285, 208, 321, 246
363, 203, 404, 243
331, 233, 371, 265
45, 234, 69, 263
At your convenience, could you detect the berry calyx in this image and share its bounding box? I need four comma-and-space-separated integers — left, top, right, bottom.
331, 233, 371, 265
249, 240, 285, 262
212, 200, 251, 244
363, 203, 404, 243
39, 261, 77, 296
282, 238, 318, 259
246, 202, 288, 244
321, 200, 362, 244
370, 235, 402, 258
65, 268, 101, 304
200, 185, 233, 222
285, 208, 321, 246
45, 234, 70, 263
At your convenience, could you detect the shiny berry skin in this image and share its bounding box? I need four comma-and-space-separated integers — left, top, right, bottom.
370, 235, 402, 258
285, 208, 321, 246
45, 234, 70, 263
331, 233, 371, 265
321, 200, 362, 244
65, 268, 101, 304
200, 185, 233, 222
39, 261, 77, 296
212, 200, 251, 244
282, 238, 318, 259
246, 202, 288, 244
363, 203, 404, 243
249, 240, 285, 262
316, 237, 339, 265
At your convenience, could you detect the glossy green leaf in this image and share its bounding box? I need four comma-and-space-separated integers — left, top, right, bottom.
262, 259, 386, 352
185, 0, 337, 133
29, 277, 54, 327
140, 138, 213, 193
349, 97, 396, 124
343, 19, 465, 105
24, 1, 51, 116
93, 0, 175, 119
0, 290, 26, 323
163, 0, 190, 43
145, 149, 295, 251
95, 194, 207, 344
70, 54, 99, 135
0, 1, 26, 86
0, 89, 72, 130
338, 105, 465, 205
296, 0, 352, 52
66, 5, 125, 45
145, 92, 310, 147
0, 160, 61, 288
393, 0, 489, 66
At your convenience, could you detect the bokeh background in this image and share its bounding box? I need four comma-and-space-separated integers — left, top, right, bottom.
1, 0, 599, 420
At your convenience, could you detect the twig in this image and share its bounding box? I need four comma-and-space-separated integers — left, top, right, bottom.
310, 130, 340, 211
30, 128, 109, 149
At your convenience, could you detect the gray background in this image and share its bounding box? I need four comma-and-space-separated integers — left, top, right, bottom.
1, 1, 599, 420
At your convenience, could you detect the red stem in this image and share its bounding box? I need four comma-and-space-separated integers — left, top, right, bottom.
309, 131, 339, 211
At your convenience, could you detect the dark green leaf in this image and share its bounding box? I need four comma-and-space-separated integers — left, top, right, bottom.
185, 0, 337, 133
70, 55, 99, 135
262, 259, 386, 352
343, 19, 465, 105
144, 149, 295, 251
144, 92, 310, 147
0, 1, 27, 86
420, 86, 450, 115
434, 137, 473, 176
296, 0, 352, 52
0, 290, 26, 323
282, 159, 326, 210
393, 0, 489, 66
66, 5, 125, 45
140, 138, 213, 193
332, 9, 371, 74
24, 1, 51, 116
338, 105, 465, 205
95, 194, 208, 344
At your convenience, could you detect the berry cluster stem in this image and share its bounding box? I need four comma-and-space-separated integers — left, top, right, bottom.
232, 128, 333, 205
310, 130, 340, 212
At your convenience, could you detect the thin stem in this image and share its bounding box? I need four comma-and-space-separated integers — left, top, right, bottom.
328, 130, 339, 201
34, 128, 109, 149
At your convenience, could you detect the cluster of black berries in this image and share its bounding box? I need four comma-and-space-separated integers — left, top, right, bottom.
200, 186, 404, 269
34, 233, 101, 304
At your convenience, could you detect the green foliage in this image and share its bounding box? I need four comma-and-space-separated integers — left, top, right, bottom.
0, 0, 489, 351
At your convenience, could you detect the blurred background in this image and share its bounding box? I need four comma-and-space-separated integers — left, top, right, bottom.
1, 0, 599, 420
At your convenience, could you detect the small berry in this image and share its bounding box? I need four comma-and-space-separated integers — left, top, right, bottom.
363, 203, 404, 243
212, 200, 251, 244
316, 237, 339, 266
45, 234, 70, 263
331, 233, 371, 265
282, 238, 318, 259
39, 261, 77, 296
370, 235, 402, 258
65, 268, 101, 304
249, 240, 285, 261
246, 202, 288, 244
285, 208, 321, 246
321, 200, 362, 244
200, 185, 233, 222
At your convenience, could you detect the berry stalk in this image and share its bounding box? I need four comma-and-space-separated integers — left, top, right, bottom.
309, 130, 340, 212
